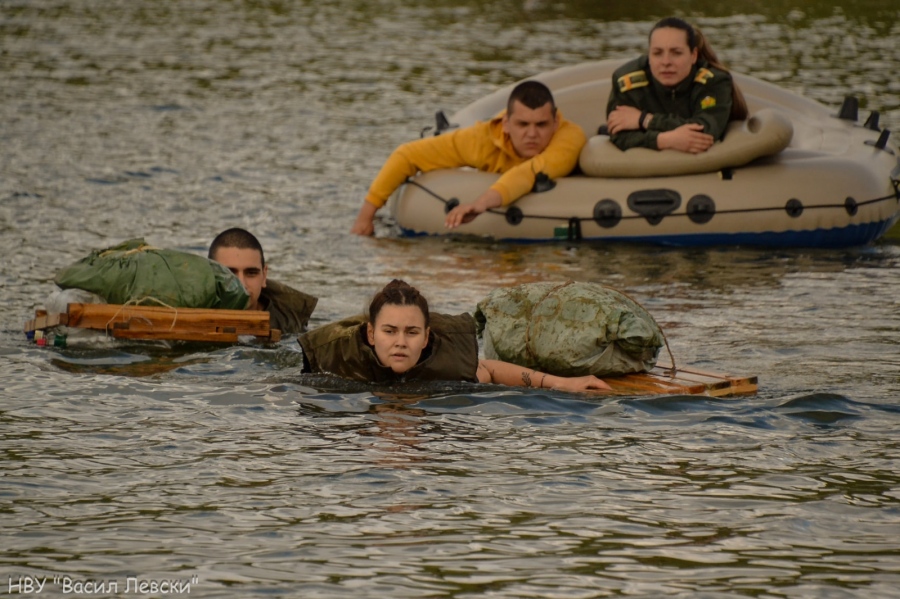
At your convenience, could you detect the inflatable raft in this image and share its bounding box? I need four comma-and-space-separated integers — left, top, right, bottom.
390, 60, 900, 247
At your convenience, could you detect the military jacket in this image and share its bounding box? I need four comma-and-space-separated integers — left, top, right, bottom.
297, 312, 479, 383
605, 56, 734, 151
259, 279, 318, 335
364, 111, 586, 208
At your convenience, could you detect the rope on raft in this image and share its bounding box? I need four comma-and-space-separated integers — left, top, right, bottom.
404, 177, 900, 241
105, 297, 180, 336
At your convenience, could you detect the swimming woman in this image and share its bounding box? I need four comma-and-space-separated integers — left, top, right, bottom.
298, 279, 611, 393
605, 17, 749, 153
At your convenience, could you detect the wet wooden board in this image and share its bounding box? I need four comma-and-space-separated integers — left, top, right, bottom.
24, 303, 281, 343
604, 362, 758, 397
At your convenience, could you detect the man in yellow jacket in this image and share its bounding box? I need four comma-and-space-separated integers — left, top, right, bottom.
350, 80, 587, 236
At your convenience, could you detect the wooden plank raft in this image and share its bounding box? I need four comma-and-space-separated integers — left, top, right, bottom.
24, 303, 281, 344
24, 305, 754, 395
603, 361, 757, 397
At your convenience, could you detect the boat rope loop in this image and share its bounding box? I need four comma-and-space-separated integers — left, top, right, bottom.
405, 179, 900, 227
567, 217, 582, 241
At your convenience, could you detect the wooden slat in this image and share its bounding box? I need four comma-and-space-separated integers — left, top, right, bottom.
604, 364, 758, 397
663, 365, 759, 396
649, 370, 734, 391
24, 312, 67, 333
724, 375, 759, 395
657, 361, 744, 380
107, 329, 241, 343
606, 373, 706, 395
26, 303, 279, 343
67, 303, 271, 335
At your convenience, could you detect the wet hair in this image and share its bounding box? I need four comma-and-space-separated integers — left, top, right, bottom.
367, 279, 430, 327
507, 80, 557, 117
650, 17, 749, 121
208, 227, 265, 267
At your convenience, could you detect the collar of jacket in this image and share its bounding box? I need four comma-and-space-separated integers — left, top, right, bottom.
487, 109, 518, 158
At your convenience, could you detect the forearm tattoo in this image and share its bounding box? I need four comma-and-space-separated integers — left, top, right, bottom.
521, 370, 532, 387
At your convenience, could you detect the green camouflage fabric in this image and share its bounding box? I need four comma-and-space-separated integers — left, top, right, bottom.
260, 279, 318, 335
298, 313, 479, 383
54, 238, 250, 310
474, 281, 664, 377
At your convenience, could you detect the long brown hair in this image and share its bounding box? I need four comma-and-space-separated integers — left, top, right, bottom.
650, 17, 749, 121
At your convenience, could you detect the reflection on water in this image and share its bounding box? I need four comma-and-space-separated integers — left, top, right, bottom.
2, 0, 900, 597
6, 382, 899, 596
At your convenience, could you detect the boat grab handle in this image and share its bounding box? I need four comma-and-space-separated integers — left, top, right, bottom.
627, 189, 682, 225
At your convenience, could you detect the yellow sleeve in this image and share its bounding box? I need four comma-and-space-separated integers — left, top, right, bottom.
489, 118, 586, 206
364, 124, 493, 208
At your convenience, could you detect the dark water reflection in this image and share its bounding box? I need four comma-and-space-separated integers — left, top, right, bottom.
2, 0, 900, 597
4, 384, 899, 597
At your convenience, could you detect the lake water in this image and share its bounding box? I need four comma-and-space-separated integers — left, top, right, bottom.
2, 1, 900, 597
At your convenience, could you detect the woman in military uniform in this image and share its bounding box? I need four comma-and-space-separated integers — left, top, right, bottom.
298, 279, 611, 393
605, 17, 748, 153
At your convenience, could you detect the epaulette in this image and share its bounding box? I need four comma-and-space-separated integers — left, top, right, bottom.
694, 68, 715, 85
617, 70, 649, 92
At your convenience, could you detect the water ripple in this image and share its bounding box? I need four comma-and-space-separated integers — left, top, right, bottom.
3, 1, 900, 596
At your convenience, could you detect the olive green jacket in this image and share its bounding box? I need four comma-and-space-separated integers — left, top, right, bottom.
606, 56, 734, 151
297, 312, 479, 383
259, 279, 318, 335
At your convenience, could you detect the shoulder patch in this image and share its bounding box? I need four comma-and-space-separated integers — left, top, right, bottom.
700, 95, 716, 110
694, 68, 714, 85
617, 70, 649, 92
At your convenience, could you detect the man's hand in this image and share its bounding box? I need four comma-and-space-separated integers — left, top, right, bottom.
445, 189, 502, 229
444, 203, 482, 228
350, 201, 378, 236
657, 123, 715, 154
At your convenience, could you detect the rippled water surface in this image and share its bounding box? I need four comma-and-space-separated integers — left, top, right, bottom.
2, 1, 900, 597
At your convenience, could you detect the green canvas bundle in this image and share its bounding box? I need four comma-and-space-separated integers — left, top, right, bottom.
54, 238, 250, 310
475, 281, 665, 377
